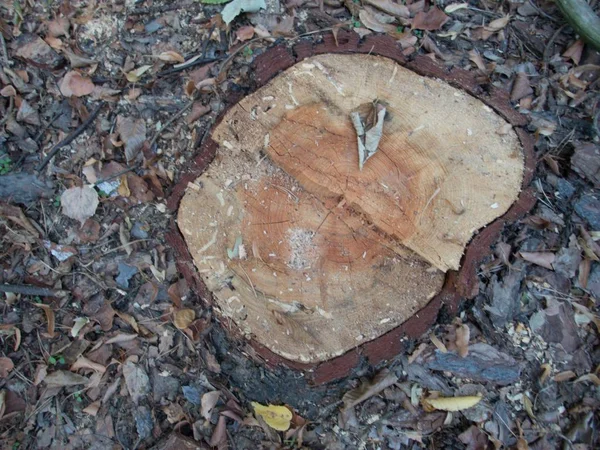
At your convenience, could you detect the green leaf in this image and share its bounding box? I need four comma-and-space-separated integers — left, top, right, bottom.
48, 355, 57, 365
200, 0, 231, 4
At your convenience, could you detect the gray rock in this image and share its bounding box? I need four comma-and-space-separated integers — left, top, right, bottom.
574, 193, 600, 230
116, 262, 137, 289
182, 385, 202, 405
426, 343, 521, 385
485, 262, 526, 328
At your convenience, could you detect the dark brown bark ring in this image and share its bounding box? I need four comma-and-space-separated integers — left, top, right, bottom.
166, 31, 537, 385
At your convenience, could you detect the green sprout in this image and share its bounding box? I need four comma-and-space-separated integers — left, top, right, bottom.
0, 155, 12, 175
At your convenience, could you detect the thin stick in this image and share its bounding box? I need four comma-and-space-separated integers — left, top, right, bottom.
36, 102, 105, 172
0, 284, 68, 297
156, 56, 224, 77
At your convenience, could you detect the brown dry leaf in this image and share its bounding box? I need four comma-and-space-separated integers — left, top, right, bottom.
59, 71, 95, 97
423, 394, 482, 412
579, 259, 591, 288
209, 414, 228, 447
61, 186, 99, 225
574, 373, 600, 385
363, 0, 410, 18
455, 324, 470, 357
45, 36, 63, 50
236, 25, 255, 41
0, 85, 16, 97
468, 49, 486, 72
342, 369, 398, 411
430, 333, 448, 352
174, 308, 196, 329
519, 251, 555, 270
64, 50, 97, 68
158, 51, 185, 64
554, 370, 576, 382
82, 401, 100, 416
116, 116, 147, 162
485, 15, 510, 32
511, 72, 533, 102
412, 7, 449, 31
359, 9, 397, 33
563, 40, 584, 65
45, 370, 89, 387
105, 333, 137, 344
116, 310, 139, 332
445, 2, 469, 13
540, 364, 552, 384
71, 356, 106, 374
122, 358, 150, 404
32, 303, 56, 337
0, 357, 14, 378
201, 390, 221, 420
187, 102, 211, 125
47, 17, 70, 37
34, 364, 48, 385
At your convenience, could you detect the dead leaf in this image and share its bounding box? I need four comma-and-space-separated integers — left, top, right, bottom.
209, 414, 228, 447
468, 49, 486, 72
61, 186, 99, 225
122, 358, 150, 404
158, 51, 185, 64
359, 9, 397, 34
0, 357, 14, 378
174, 309, 196, 329
125, 65, 152, 83
105, 333, 137, 344
64, 50, 97, 68
574, 373, 600, 385
455, 324, 470, 357
252, 402, 293, 431
116, 116, 146, 162
519, 251, 555, 270
45, 370, 89, 387
511, 72, 533, 102
59, 71, 95, 97
363, 0, 410, 18
47, 17, 70, 37
423, 394, 482, 412
32, 303, 56, 337
71, 317, 89, 337
563, 40, 585, 65
236, 26, 255, 41
82, 401, 100, 416
412, 7, 449, 31
445, 2, 468, 13
34, 364, 48, 385
342, 369, 398, 411
485, 15, 510, 32
553, 370, 576, 382
71, 356, 106, 374
201, 390, 221, 420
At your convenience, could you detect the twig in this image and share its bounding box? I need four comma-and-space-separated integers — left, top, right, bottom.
149, 99, 195, 148
92, 164, 139, 186
0, 284, 68, 297
156, 56, 225, 77
36, 102, 105, 172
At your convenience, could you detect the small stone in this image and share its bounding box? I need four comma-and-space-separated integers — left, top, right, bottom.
574, 193, 600, 230
152, 369, 180, 403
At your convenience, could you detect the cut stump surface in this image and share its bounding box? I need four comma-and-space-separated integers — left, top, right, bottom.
178, 53, 524, 364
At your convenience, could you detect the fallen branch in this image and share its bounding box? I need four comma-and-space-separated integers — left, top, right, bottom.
0, 284, 68, 297
36, 102, 105, 172
555, 0, 600, 51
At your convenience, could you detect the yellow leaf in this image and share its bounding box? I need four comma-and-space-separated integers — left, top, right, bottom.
251, 402, 292, 431
125, 65, 152, 83
423, 395, 482, 412
173, 309, 195, 329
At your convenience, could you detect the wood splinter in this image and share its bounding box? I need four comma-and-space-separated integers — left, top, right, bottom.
351, 101, 387, 170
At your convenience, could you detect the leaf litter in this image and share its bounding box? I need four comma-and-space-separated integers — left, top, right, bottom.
1, 0, 599, 449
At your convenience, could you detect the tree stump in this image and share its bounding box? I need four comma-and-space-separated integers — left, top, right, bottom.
168, 33, 536, 385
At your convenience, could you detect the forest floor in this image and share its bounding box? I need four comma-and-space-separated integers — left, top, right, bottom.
0, 0, 599, 449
